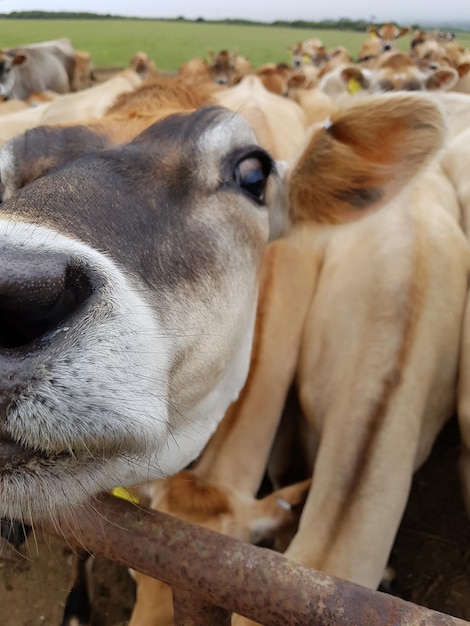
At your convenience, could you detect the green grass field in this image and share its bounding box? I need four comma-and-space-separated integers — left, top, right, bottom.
1, 19, 469, 72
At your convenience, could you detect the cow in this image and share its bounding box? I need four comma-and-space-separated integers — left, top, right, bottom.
368, 50, 458, 92
129, 51, 159, 80
0, 37, 76, 100
255, 63, 292, 96
177, 56, 213, 84
318, 51, 458, 97
408, 34, 470, 92
207, 49, 254, 86
0, 90, 449, 626
410, 36, 465, 71
178, 51, 253, 87
71, 50, 93, 91
288, 38, 327, 68
440, 121, 470, 525
358, 23, 410, 67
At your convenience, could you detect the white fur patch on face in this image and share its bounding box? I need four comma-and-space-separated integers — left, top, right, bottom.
0, 209, 260, 520
0, 219, 175, 519
195, 112, 260, 184
0, 144, 15, 200
198, 110, 259, 153
0, 74, 13, 98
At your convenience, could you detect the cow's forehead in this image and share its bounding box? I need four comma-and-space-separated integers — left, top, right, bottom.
196, 108, 259, 156
0, 105, 274, 296
131, 105, 259, 157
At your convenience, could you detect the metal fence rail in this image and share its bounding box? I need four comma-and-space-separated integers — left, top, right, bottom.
41, 492, 470, 626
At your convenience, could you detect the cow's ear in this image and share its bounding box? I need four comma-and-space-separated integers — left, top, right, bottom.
397, 27, 410, 38
249, 479, 311, 545
457, 62, 470, 79
285, 93, 445, 225
0, 125, 113, 200
425, 67, 458, 91
12, 52, 27, 67
340, 65, 370, 92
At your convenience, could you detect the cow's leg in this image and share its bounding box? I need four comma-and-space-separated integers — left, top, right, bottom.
457, 295, 470, 519
440, 128, 470, 527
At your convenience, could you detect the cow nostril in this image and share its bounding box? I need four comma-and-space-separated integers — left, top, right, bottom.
0, 254, 93, 350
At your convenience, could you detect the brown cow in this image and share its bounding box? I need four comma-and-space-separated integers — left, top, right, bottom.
207, 49, 254, 85
288, 38, 328, 68
318, 51, 458, 97
0, 90, 450, 626
129, 51, 159, 80
358, 23, 410, 67
71, 49, 93, 90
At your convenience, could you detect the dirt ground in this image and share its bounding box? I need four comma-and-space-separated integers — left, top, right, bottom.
1, 416, 470, 626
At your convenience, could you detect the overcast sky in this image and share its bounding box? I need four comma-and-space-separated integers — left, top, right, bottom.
0, 0, 466, 25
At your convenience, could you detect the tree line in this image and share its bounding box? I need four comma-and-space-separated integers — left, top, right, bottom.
0, 11, 421, 31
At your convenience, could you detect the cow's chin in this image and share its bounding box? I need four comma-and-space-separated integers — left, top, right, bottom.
0, 435, 150, 522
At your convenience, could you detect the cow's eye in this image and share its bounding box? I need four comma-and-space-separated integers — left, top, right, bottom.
234, 153, 272, 205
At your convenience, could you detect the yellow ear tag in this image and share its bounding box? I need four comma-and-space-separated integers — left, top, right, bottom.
348, 77, 362, 94
302, 54, 311, 62
370, 31, 378, 38
112, 486, 139, 504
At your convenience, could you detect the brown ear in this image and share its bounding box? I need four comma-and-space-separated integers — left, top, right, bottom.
286, 93, 445, 225
0, 125, 113, 200
12, 52, 27, 66
425, 67, 458, 91
166, 471, 232, 518
287, 73, 307, 89
340, 64, 369, 88
397, 27, 410, 38
457, 62, 470, 79
249, 479, 311, 542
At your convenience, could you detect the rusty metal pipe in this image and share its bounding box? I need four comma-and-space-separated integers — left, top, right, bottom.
173, 588, 231, 626
39, 493, 470, 626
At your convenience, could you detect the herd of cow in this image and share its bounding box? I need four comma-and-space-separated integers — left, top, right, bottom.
1, 21, 470, 626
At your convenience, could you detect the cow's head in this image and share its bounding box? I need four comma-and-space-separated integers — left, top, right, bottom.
0, 106, 284, 520
367, 23, 410, 52
0, 95, 446, 522
207, 50, 237, 86
0, 50, 27, 99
